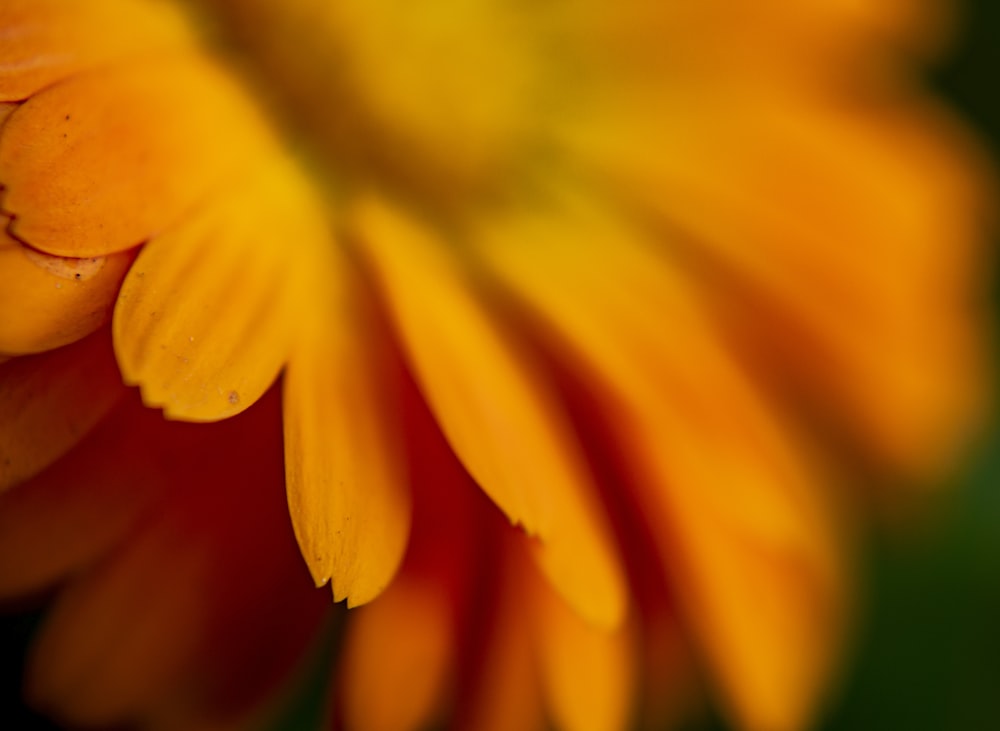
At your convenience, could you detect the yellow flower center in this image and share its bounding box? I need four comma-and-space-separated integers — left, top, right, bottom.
193, 0, 558, 207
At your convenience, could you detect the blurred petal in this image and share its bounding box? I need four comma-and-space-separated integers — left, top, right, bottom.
26, 514, 207, 727
341, 576, 452, 731
0, 0, 195, 101
475, 188, 845, 731
569, 93, 989, 476
0, 395, 164, 597
532, 557, 635, 731
632, 404, 844, 731
0, 330, 123, 490
613, 0, 957, 92
460, 538, 544, 731
26, 389, 328, 729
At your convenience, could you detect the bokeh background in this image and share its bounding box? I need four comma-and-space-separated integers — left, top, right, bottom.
2, 2, 999, 730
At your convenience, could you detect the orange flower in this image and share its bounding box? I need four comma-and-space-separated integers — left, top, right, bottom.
0, 1, 991, 730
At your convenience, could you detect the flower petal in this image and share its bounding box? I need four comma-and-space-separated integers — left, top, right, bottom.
0, 52, 278, 257
0, 330, 123, 490
0, 0, 195, 101
0, 222, 132, 355
354, 194, 626, 629
603, 0, 956, 95
341, 576, 453, 731
26, 516, 207, 727
0, 395, 163, 598
283, 250, 411, 606
113, 156, 324, 421
460, 539, 545, 731
570, 94, 989, 477
0, 101, 15, 127
532, 555, 635, 731
26, 388, 328, 729
475, 189, 846, 731
337, 384, 501, 731
630, 404, 844, 731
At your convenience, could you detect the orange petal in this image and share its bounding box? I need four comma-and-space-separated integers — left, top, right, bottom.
113, 155, 325, 422
0, 222, 133, 355
475, 189, 845, 731
531, 553, 635, 731
610, 0, 956, 95
283, 248, 411, 606
0, 101, 16, 127
632, 404, 845, 731
26, 516, 206, 727
0, 395, 163, 598
0, 52, 279, 257
341, 576, 453, 731
354, 194, 626, 629
0, 330, 123, 491
567, 92, 989, 478
460, 538, 545, 731
26, 387, 328, 729
0, 0, 195, 101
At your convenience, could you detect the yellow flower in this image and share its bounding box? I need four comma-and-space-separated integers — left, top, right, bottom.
0, 1, 991, 731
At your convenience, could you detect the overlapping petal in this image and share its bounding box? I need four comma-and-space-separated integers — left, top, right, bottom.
0, 53, 278, 257
0, 225, 132, 355
0, 330, 123, 491
474, 186, 846, 731
355, 194, 627, 629
0, 2, 989, 731
4, 386, 330, 730
113, 156, 326, 421
0, 0, 195, 101
564, 90, 990, 477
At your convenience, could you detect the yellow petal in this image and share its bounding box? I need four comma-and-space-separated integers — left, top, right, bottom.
283, 246, 411, 605
0, 52, 277, 257
354, 194, 626, 628
523, 486, 627, 631
0, 330, 123, 490
475, 188, 845, 731
341, 576, 452, 731
0, 0, 195, 101
0, 223, 133, 355
113, 155, 323, 422
566, 92, 989, 478
531, 555, 635, 731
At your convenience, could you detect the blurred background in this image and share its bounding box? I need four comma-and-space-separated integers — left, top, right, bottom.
1, 2, 999, 730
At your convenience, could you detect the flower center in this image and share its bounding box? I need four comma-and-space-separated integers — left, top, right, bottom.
192, 0, 560, 208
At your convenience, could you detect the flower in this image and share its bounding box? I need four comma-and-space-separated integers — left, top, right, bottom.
0, 1, 991, 731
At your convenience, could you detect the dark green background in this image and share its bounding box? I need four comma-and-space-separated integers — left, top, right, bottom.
3, 3, 999, 730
